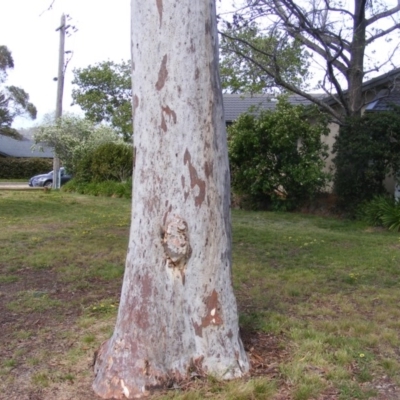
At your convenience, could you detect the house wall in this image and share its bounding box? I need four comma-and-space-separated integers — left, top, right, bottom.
324, 118, 395, 194
323, 122, 339, 174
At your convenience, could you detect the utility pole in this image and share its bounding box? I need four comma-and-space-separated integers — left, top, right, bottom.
53, 13, 66, 189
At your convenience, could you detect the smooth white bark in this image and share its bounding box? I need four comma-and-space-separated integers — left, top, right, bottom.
93, 1, 249, 398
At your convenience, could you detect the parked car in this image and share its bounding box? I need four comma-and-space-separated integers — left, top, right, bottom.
28, 167, 72, 188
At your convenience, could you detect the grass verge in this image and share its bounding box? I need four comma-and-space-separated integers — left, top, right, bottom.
0, 191, 399, 399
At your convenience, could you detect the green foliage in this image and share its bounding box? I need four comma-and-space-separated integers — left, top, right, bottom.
72, 60, 132, 141
220, 24, 309, 94
228, 97, 330, 210
62, 179, 132, 199
33, 114, 123, 175
358, 196, 400, 232
0, 157, 52, 179
75, 142, 133, 183
333, 109, 400, 211
0, 45, 37, 138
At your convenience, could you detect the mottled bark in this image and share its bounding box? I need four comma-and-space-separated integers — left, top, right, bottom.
92, 1, 249, 398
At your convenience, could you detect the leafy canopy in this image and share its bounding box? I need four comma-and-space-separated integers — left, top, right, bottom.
71, 60, 132, 141
0, 45, 37, 138
220, 23, 310, 94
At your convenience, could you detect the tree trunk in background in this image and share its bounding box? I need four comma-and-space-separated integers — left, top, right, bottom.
347, 0, 367, 117
92, 1, 249, 398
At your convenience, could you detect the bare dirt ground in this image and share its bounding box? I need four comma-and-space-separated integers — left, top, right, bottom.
0, 263, 294, 400
3, 268, 396, 400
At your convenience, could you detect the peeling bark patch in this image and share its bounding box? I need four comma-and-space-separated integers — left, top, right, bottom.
194, 290, 223, 337
161, 105, 177, 133
190, 38, 196, 53
195, 68, 200, 80
155, 55, 168, 91
143, 359, 150, 376
133, 95, 139, 111
193, 320, 203, 338
132, 273, 153, 330
189, 356, 205, 375
162, 106, 177, 124
205, 20, 211, 34
162, 215, 191, 272
162, 204, 173, 226
183, 149, 206, 207
161, 113, 167, 133
204, 161, 213, 179
156, 0, 163, 27
202, 290, 223, 326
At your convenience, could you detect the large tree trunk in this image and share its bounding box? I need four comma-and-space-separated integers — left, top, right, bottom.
92, 1, 249, 398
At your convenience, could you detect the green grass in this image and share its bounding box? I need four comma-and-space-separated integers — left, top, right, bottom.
1, 191, 400, 399
0, 178, 26, 182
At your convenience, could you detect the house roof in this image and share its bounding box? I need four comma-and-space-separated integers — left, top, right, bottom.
323, 67, 400, 107
365, 88, 400, 112
223, 93, 323, 123
361, 67, 400, 92
0, 135, 54, 158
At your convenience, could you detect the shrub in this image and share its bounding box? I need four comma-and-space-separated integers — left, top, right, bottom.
358, 195, 400, 231
75, 142, 133, 183
89, 142, 133, 182
0, 157, 52, 179
62, 179, 132, 199
228, 97, 330, 210
333, 109, 400, 212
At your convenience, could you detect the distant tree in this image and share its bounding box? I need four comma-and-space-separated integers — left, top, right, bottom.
0, 45, 37, 138
221, 0, 400, 124
71, 60, 132, 141
33, 114, 123, 174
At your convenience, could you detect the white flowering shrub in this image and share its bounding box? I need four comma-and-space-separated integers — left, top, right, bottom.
33, 114, 124, 174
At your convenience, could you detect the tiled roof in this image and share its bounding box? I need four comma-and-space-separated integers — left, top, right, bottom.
0, 135, 54, 158
361, 67, 400, 92
222, 93, 324, 122
365, 89, 400, 111
323, 67, 400, 106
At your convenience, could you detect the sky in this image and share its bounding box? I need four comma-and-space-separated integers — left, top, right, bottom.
0, 0, 235, 129
0, 0, 131, 128
1, 1, 399, 130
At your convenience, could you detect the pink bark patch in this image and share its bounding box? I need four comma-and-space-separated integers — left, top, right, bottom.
156, 0, 163, 27
133, 95, 139, 111
193, 289, 223, 337
183, 149, 206, 207
155, 55, 168, 91
161, 105, 177, 133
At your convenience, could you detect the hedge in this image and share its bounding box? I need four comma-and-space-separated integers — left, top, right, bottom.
0, 157, 53, 179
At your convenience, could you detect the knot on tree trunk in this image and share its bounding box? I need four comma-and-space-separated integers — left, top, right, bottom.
162, 215, 192, 272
